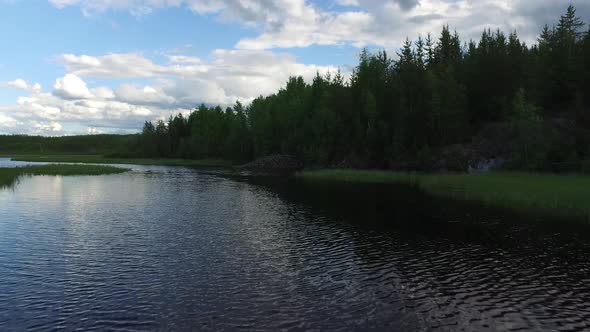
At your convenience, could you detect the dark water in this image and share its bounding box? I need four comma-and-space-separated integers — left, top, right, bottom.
1, 160, 590, 331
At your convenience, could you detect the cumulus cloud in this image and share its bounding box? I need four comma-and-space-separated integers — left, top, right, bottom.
53, 74, 94, 99
114, 84, 176, 107
0, 114, 18, 128
1, 49, 338, 134
46, 0, 590, 49
48, 0, 225, 17
59, 53, 167, 78
33, 121, 63, 133
58, 50, 338, 103
4, 79, 42, 93
87, 127, 103, 134
234, 0, 590, 49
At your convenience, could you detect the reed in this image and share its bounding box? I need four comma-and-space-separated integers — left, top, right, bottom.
0, 164, 129, 188
298, 170, 590, 220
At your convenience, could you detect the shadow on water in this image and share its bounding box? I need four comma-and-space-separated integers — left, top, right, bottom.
226, 172, 590, 263
208, 171, 590, 330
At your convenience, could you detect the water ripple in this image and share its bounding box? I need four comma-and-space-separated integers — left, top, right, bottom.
0, 166, 589, 330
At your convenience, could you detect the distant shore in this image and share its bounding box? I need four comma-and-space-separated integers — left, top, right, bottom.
1, 154, 232, 167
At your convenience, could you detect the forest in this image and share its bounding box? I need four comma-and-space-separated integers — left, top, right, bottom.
0, 134, 135, 155
7, 5, 588, 172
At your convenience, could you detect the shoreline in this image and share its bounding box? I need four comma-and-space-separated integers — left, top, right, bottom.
297, 169, 590, 221
4, 154, 589, 222
1, 154, 233, 167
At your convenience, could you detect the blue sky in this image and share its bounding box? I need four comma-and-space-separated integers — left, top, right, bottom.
0, 0, 587, 135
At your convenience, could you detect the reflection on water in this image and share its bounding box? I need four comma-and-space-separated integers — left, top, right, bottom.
0, 158, 47, 168
0, 162, 589, 331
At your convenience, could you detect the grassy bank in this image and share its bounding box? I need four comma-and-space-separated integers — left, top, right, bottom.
0, 164, 129, 188
2, 154, 232, 167
298, 169, 590, 220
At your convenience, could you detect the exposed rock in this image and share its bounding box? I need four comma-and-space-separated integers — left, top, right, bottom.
384, 123, 515, 172
471, 122, 516, 162
429, 123, 515, 172
238, 154, 305, 175
431, 144, 477, 172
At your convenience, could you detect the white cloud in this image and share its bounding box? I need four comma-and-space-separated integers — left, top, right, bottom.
59, 53, 167, 78
232, 0, 505, 49
1, 48, 339, 134
335, 0, 359, 6
57, 49, 338, 105
17, 96, 62, 120
0, 114, 18, 128
48, 0, 217, 16
53, 74, 94, 99
235, 10, 375, 49
91, 86, 116, 99
168, 55, 202, 64
4, 79, 42, 93
33, 121, 63, 133
48, 0, 81, 9
114, 84, 176, 106
47, 0, 590, 49
87, 127, 103, 134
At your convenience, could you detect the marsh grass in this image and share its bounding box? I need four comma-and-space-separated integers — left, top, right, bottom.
0, 164, 129, 188
2, 155, 232, 167
298, 169, 590, 220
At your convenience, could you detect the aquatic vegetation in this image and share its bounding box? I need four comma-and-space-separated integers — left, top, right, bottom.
0, 164, 129, 188
298, 170, 590, 220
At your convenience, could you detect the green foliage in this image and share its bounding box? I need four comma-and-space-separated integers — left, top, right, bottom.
136, 104, 253, 162
0, 134, 136, 155
6, 6, 585, 171
509, 89, 544, 169
510, 89, 540, 125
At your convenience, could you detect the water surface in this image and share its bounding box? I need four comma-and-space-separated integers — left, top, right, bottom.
1, 160, 589, 331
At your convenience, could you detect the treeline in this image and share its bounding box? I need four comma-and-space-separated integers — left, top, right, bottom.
135, 102, 252, 161
0, 134, 134, 155
135, 6, 590, 169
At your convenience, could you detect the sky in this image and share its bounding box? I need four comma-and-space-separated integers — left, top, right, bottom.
0, 0, 588, 135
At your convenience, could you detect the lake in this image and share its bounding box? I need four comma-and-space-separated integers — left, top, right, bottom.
1, 159, 589, 331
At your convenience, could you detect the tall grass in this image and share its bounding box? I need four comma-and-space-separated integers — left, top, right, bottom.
0, 164, 128, 188
298, 169, 590, 220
